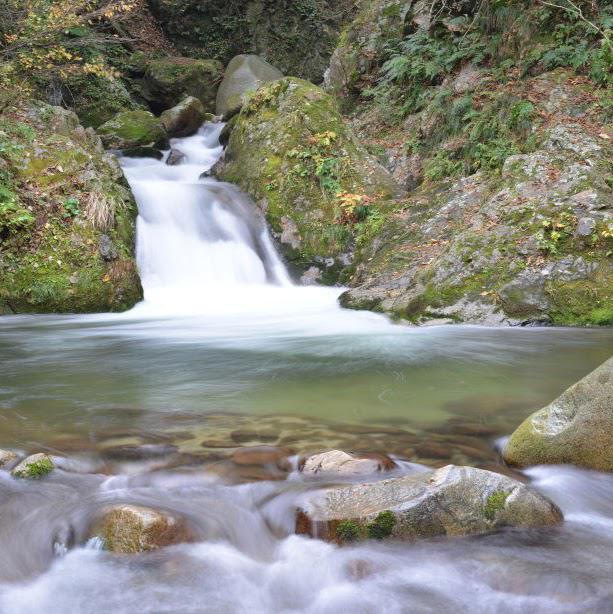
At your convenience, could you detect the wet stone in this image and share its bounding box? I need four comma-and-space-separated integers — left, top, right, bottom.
231, 446, 292, 469
88, 505, 195, 554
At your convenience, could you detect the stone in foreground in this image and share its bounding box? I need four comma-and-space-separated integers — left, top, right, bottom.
216, 54, 283, 118
160, 96, 206, 138
301, 450, 395, 476
296, 465, 562, 543
0, 450, 18, 469
11, 453, 55, 479
503, 358, 613, 471
88, 505, 194, 554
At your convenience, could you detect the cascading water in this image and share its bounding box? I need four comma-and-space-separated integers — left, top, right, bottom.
0, 124, 612, 613
122, 124, 290, 311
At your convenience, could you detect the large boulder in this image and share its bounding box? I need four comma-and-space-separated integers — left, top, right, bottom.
88, 505, 195, 554
11, 453, 55, 479
0, 102, 142, 314
503, 358, 613, 472
219, 77, 399, 282
216, 55, 283, 118
160, 96, 206, 138
97, 110, 168, 150
296, 465, 562, 543
143, 57, 224, 112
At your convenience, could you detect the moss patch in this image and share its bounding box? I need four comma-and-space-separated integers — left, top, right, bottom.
485, 491, 510, 521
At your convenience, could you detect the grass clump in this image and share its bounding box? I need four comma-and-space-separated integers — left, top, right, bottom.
336, 520, 361, 543
485, 491, 510, 521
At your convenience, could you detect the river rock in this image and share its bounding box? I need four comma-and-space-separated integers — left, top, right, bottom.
160, 96, 206, 138
231, 445, 292, 470
88, 505, 194, 554
166, 148, 186, 166
0, 450, 18, 469
216, 54, 283, 119
503, 358, 613, 471
97, 110, 168, 150
143, 57, 224, 112
11, 453, 55, 479
296, 465, 562, 543
301, 450, 396, 476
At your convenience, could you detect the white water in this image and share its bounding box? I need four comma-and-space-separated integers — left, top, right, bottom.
120, 124, 390, 330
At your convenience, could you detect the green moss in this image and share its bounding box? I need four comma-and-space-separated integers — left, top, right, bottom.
336, 520, 361, 543
366, 510, 396, 540
0, 101, 142, 314
14, 456, 54, 479
485, 491, 510, 521
97, 110, 167, 149
221, 77, 397, 280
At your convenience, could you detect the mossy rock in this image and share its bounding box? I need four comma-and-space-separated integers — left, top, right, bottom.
143, 57, 224, 113
88, 505, 195, 554
297, 465, 562, 543
62, 73, 141, 129
503, 358, 613, 472
0, 102, 142, 314
220, 77, 399, 280
97, 110, 168, 150
11, 453, 54, 479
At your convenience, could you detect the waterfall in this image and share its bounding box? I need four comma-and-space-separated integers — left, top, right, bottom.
120, 124, 291, 311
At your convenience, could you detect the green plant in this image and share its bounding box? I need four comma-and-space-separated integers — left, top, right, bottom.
536, 211, 577, 254
366, 510, 396, 539
0, 184, 34, 233
62, 197, 80, 218
14, 456, 54, 479
336, 520, 361, 543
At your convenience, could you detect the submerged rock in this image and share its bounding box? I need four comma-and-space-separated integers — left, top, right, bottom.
0, 450, 18, 469
220, 77, 399, 281
296, 465, 562, 543
143, 57, 224, 112
503, 358, 613, 472
231, 445, 292, 469
166, 148, 187, 166
216, 54, 283, 119
301, 450, 395, 476
11, 453, 55, 479
160, 96, 206, 138
97, 110, 168, 150
88, 505, 195, 554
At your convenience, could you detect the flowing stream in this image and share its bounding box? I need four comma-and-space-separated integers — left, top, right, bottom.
0, 125, 612, 613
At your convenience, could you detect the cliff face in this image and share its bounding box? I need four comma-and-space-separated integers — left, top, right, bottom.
146, 0, 356, 83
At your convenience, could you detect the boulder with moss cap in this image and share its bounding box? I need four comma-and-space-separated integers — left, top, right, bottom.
219, 77, 399, 282
97, 110, 168, 150
296, 465, 562, 543
143, 57, 224, 112
11, 453, 55, 479
503, 358, 613, 471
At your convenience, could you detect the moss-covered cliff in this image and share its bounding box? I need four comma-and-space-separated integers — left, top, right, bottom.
0, 102, 142, 314
219, 78, 399, 282
329, 0, 612, 325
